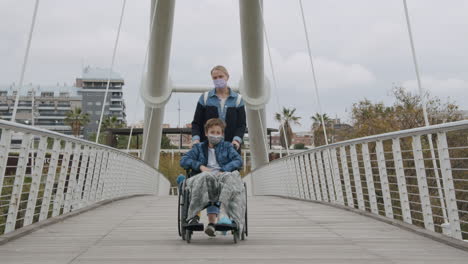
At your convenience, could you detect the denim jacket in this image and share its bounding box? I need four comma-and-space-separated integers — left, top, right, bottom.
191, 88, 246, 144
180, 141, 242, 172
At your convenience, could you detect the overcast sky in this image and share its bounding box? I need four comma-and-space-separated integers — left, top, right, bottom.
1, 0, 467, 132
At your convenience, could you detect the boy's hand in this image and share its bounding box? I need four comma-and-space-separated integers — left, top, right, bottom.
232, 140, 240, 150
200, 165, 211, 172
191, 140, 200, 148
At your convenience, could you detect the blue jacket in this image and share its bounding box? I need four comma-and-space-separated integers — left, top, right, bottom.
191, 88, 246, 144
180, 141, 243, 172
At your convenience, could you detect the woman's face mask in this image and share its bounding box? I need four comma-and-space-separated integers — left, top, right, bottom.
213, 78, 227, 89
207, 134, 224, 145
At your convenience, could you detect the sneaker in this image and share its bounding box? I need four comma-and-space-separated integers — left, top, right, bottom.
217, 216, 233, 236
205, 223, 216, 237
188, 215, 200, 225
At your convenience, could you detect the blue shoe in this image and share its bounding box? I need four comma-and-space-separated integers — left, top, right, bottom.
176, 174, 186, 185
177, 174, 185, 192
217, 216, 232, 236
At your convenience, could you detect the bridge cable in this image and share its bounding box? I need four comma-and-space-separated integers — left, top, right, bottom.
257, 0, 291, 155
298, 0, 339, 202
298, 0, 330, 146
127, 0, 160, 152
11, 0, 40, 122
95, 0, 127, 143
402, 0, 447, 221
257, 109, 271, 163
142, 106, 155, 161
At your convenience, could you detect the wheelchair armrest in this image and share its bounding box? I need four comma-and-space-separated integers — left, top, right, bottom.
186, 168, 201, 178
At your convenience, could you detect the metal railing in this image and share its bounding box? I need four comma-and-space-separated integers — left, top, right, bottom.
0, 119, 170, 235
246, 120, 468, 241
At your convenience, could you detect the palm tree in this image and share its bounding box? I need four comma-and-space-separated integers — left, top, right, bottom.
311, 112, 332, 146
64, 108, 90, 137
275, 107, 301, 149
101, 115, 124, 130
311, 113, 330, 127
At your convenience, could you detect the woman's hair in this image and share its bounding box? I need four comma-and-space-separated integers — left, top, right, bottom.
210, 65, 229, 78
204, 118, 226, 132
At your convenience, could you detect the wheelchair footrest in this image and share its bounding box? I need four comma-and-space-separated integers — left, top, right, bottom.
214, 223, 237, 232
183, 222, 204, 231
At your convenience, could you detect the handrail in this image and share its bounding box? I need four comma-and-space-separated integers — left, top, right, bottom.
246, 120, 468, 241
251, 120, 468, 173
0, 119, 148, 167
0, 119, 170, 236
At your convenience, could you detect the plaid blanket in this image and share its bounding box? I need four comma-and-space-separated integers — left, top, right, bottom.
185, 171, 246, 232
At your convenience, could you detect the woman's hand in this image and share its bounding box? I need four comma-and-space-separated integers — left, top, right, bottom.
199, 165, 211, 172
232, 140, 240, 150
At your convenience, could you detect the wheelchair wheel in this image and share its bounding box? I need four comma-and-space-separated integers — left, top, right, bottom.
232, 229, 239, 244
242, 182, 248, 240
186, 230, 192, 243
177, 184, 182, 237
179, 181, 189, 240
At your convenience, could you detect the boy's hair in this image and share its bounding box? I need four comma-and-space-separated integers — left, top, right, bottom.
204, 118, 226, 132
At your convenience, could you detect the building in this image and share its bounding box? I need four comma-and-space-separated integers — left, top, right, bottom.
270, 131, 313, 149
166, 123, 192, 148
291, 131, 313, 146
0, 83, 81, 135
311, 118, 353, 145
76, 66, 126, 136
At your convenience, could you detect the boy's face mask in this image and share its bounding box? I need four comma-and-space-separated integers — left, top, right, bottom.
207, 134, 224, 145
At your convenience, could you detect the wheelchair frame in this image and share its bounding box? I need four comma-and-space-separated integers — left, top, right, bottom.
177, 169, 248, 243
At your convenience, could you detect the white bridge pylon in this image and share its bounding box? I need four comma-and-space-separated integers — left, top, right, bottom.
142, 0, 270, 169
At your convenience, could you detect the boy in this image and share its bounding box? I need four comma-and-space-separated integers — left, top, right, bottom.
179, 118, 243, 237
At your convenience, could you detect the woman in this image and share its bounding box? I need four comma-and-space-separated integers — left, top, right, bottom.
191, 65, 246, 151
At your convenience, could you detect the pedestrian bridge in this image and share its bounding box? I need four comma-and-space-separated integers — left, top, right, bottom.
0, 119, 467, 263
2, 0, 468, 263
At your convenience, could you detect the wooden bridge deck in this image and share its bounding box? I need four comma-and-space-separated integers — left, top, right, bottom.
1, 195, 467, 263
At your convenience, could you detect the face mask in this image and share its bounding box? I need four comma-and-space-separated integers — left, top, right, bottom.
213, 79, 227, 89
207, 134, 224, 145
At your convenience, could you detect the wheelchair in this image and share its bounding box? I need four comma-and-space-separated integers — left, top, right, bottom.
177, 169, 248, 243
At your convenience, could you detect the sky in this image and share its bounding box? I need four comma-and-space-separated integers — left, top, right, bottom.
1, 0, 467, 132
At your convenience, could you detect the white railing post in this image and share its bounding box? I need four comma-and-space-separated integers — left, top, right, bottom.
89, 150, 103, 203
288, 158, 300, 199
282, 159, 292, 197
96, 151, 110, 201
309, 153, 322, 201
73, 145, 89, 210
340, 146, 354, 208
376, 140, 393, 218
297, 156, 310, 199
82, 148, 96, 207
0, 130, 12, 198
23, 135, 47, 226
101, 152, 113, 200
412, 135, 435, 232
63, 143, 82, 214
362, 143, 379, 214
5, 133, 33, 233
350, 144, 365, 210
315, 151, 329, 202
436, 132, 462, 239
303, 155, 316, 200
392, 138, 412, 224
52, 141, 72, 217
330, 148, 344, 205
323, 150, 337, 203
39, 139, 61, 221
